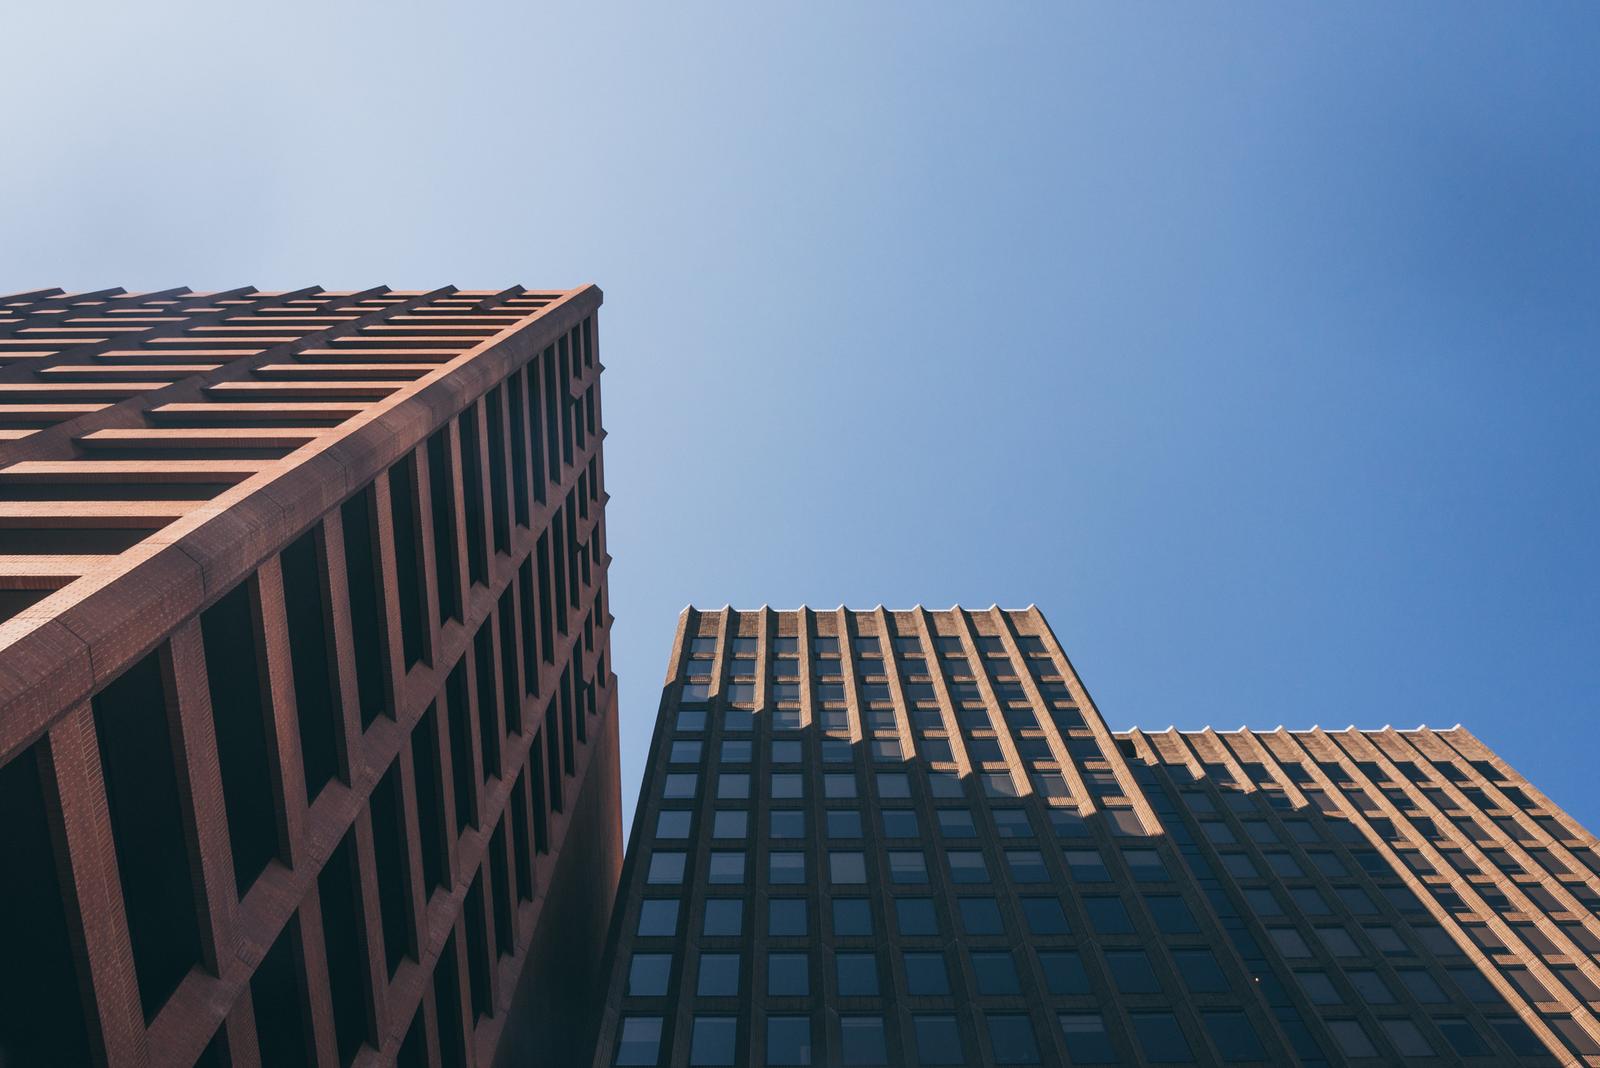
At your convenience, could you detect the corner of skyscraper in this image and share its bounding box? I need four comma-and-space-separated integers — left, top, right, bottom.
0, 285, 621, 1067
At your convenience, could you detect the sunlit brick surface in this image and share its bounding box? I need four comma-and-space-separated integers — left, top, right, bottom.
592, 606, 1599, 1066
0, 285, 621, 1067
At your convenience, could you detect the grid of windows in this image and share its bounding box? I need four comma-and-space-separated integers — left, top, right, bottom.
596, 607, 1598, 1067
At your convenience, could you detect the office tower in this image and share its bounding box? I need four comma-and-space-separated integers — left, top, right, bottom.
0, 286, 621, 1068
592, 605, 1600, 1066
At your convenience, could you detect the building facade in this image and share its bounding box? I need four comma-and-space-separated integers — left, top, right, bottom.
592, 605, 1600, 1066
0, 285, 621, 1068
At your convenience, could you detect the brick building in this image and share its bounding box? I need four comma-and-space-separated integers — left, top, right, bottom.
592, 605, 1600, 1066
0, 285, 621, 1067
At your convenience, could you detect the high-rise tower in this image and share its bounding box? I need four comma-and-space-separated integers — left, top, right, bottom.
592, 605, 1600, 1066
0, 285, 621, 1068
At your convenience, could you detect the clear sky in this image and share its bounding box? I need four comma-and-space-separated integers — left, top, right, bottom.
4, 4, 1596, 836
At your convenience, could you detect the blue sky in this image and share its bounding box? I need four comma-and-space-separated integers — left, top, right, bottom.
3, 5, 1596, 835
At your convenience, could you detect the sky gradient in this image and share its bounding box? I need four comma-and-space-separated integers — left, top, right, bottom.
4, 4, 1596, 836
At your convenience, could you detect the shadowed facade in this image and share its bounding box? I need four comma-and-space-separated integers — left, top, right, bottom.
0, 285, 622, 1068
591, 605, 1600, 1066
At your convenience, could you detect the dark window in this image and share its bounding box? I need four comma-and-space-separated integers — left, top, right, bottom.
280, 529, 342, 801
627, 952, 671, 996
1021, 897, 1069, 935
252, 918, 315, 1067
903, 952, 950, 995
960, 897, 1004, 934
914, 1015, 964, 1065
489, 824, 513, 958
434, 933, 467, 1068
340, 487, 388, 727
770, 898, 808, 937
506, 369, 531, 525
517, 559, 539, 695
464, 873, 492, 1020
1085, 896, 1134, 934
1202, 1011, 1264, 1061
457, 406, 488, 585
1107, 950, 1161, 994
425, 430, 462, 624
1039, 950, 1092, 995
388, 453, 428, 668
509, 772, 534, 901
445, 662, 477, 831
986, 1014, 1040, 1065
697, 953, 739, 996
0, 744, 93, 1064
768, 952, 810, 996
1131, 1012, 1193, 1063
766, 1016, 812, 1066
833, 898, 873, 937
473, 623, 501, 781
411, 706, 449, 896
320, 831, 374, 1064
484, 386, 511, 554
896, 898, 939, 936
973, 951, 1022, 995
840, 1016, 887, 1067
370, 762, 413, 976
690, 1016, 737, 1066
836, 952, 879, 996
1060, 1014, 1116, 1064
703, 899, 742, 937
200, 580, 280, 897
1172, 948, 1228, 993
93, 652, 203, 1022
497, 592, 521, 733
637, 900, 678, 937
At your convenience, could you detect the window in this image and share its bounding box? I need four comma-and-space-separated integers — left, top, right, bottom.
657, 811, 691, 838
708, 852, 745, 884
827, 810, 863, 838
697, 954, 740, 997
1268, 928, 1312, 958
1172, 948, 1228, 993
1039, 951, 1091, 994
1435, 1018, 1489, 1057
871, 739, 902, 762
973, 952, 1022, 995
703, 899, 742, 937
1084, 896, 1133, 934
889, 851, 929, 884
770, 899, 808, 937
947, 850, 989, 883
881, 809, 919, 838
836, 952, 880, 996
1065, 850, 1110, 881
664, 773, 698, 799
647, 852, 685, 885
676, 709, 707, 732
772, 739, 802, 764
1376, 1019, 1432, 1055
904, 952, 950, 995
720, 739, 751, 763
1296, 970, 1342, 1005
960, 898, 1004, 935
637, 900, 678, 937
690, 1016, 737, 1066
1131, 1013, 1193, 1063
715, 773, 748, 800
896, 898, 938, 936
1059, 1014, 1115, 1064
830, 852, 867, 884
1290, 887, 1330, 915
840, 1016, 887, 1066
983, 773, 1020, 798
825, 774, 858, 799
1398, 969, 1447, 1003
712, 810, 747, 839
986, 1014, 1040, 1064
770, 851, 806, 884
670, 741, 702, 764
1202, 1011, 1264, 1061
833, 898, 873, 936
1313, 926, 1359, 957
1327, 1020, 1377, 1058
913, 1015, 964, 1065
1006, 850, 1049, 883
1219, 853, 1258, 878
1020, 897, 1069, 935
937, 809, 976, 837
1107, 950, 1161, 994
1244, 889, 1283, 916
615, 1016, 662, 1066
1124, 848, 1169, 881
876, 772, 911, 798
822, 739, 852, 764
766, 1016, 812, 1066
768, 952, 810, 997
628, 954, 672, 997
1146, 896, 1199, 934
929, 772, 965, 798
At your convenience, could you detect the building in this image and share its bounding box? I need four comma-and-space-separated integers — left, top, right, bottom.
0, 285, 621, 1068
591, 605, 1600, 1066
